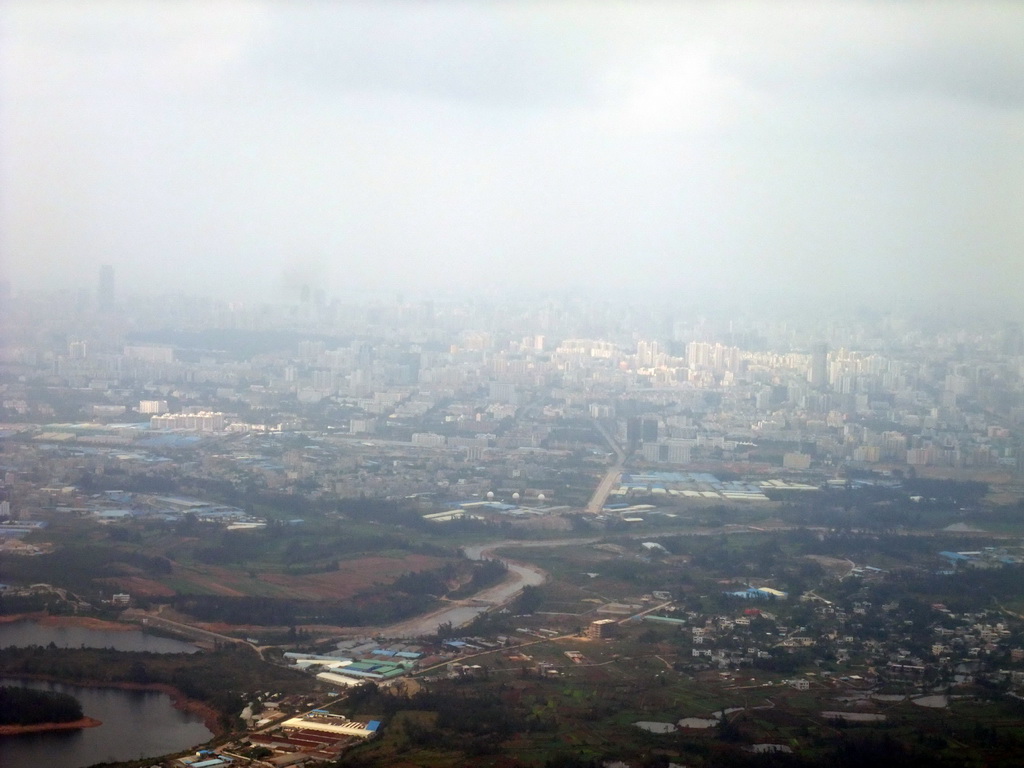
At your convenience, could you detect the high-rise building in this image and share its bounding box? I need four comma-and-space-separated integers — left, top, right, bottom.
587, 619, 617, 639
150, 411, 224, 431
642, 418, 659, 442
98, 265, 115, 310
808, 342, 828, 389
1002, 322, 1024, 356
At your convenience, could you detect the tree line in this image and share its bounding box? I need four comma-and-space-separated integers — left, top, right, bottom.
0, 685, 83, 725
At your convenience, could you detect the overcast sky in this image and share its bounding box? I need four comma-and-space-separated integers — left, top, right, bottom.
1, 1, 1022, 310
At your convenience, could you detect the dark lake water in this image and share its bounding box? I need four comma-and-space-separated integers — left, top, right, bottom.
0, 623, 208, 766
0, 677, 213, 768
0, 620, 198, 654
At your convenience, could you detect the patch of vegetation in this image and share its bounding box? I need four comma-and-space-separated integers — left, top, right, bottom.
0, 685, 83, 725
0, 645, 316, 732
0, 593, 67, 616
0, 544, 172, 588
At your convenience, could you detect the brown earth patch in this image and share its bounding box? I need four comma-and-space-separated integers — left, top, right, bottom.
0, 613, 45, 625
156, 555, 448, 601
804, 555, 854, 576
202, 582, 247, 597
258, 554, 448, 599
164, 567, 257, 597
0, 716, 102, 735
0, 614, 138, 631
187, 621, 276, 636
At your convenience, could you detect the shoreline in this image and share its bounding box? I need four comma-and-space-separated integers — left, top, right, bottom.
0, 716, 102, 736
0, 675, 222, 736
0, 616, 220, 734
0, 613, 137, 631
139, 682, 222, 735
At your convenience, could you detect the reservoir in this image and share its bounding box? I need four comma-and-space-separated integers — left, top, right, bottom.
0, 677, 213, 768
0, 620, 198, 654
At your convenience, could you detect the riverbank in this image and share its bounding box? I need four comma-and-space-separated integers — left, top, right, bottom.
0, 614, 135, 631
0, 716, 102, 736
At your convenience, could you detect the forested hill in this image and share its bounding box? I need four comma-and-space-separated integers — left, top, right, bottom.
0, 686, 84, 725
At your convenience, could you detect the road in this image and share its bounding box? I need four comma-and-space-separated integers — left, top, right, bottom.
618, 599, 675, 625
123, 608, 250, 648
586, 464, 623, 515
585, 419, 626, 515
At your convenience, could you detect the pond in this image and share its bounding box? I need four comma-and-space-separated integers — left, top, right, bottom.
634, 721, 677, 733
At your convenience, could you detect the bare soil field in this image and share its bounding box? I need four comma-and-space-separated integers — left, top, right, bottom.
258, 554, 449, 598
0, 615, 138, 631
803, 554, 855, 577
134, 554, 451, 600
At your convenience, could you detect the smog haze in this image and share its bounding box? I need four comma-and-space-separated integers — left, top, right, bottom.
1, 1, 1022, 311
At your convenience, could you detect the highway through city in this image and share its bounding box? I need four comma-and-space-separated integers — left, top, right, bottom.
586, 464, 622, 515
585, 419, 626, 515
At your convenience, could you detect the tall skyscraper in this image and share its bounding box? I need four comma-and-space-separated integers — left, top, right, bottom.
98, 265, 115, 310
1002, 322, 1023, 356
808, 342, 829, 389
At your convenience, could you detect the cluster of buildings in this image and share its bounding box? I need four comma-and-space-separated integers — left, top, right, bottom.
937, 547, 1024, 571
170, 707, 382, 768
150, 411, 225, 431
674, 583, 1023, 689
4, 286, 1024, 766
0, 481, 257, 530
1, 291, 1021, 490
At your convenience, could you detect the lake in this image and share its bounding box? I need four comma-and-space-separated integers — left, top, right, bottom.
0, 620, 198, 654
0, 677, 213, 768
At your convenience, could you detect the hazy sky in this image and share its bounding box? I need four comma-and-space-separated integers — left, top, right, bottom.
1, 2, 1022, 308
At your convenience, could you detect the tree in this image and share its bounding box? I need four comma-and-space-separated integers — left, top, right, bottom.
514, 585, 543, 614
434, 621, 456, 641
127, 660, 151, 683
